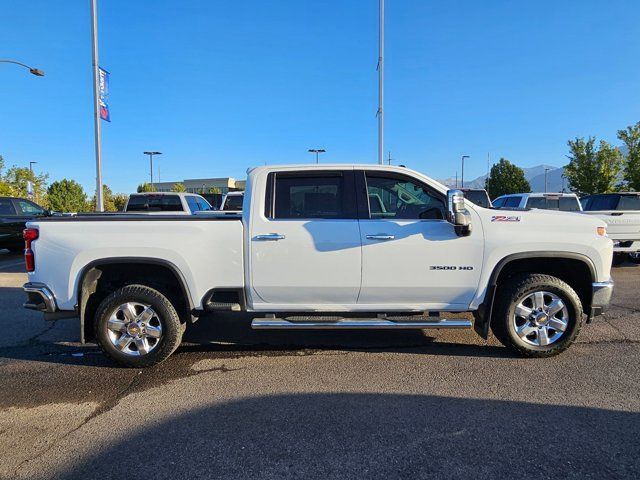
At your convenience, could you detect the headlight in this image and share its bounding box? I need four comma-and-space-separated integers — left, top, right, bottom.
596, 226, 607, 237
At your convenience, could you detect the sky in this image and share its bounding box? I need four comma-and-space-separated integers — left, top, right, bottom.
1, 0, 639, 194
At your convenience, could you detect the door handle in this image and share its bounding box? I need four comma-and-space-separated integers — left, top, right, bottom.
366, 234, 395, 241
254, 233, 286, 241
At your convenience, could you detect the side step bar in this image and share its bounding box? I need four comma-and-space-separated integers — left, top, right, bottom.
251, 317, 472, 330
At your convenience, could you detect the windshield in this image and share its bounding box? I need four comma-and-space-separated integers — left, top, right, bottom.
126, 195, 183, 212
463, 190, 491, 208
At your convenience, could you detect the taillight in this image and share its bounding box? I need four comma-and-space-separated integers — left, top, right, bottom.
23, 228, 39, 272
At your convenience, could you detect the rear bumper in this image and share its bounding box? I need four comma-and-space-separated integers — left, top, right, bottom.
590, 280, 614, 319
23, 282, 57, 313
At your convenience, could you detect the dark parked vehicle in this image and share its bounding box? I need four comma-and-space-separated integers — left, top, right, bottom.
0, 197, 49, 251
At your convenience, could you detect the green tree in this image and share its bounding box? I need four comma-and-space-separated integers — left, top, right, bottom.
0, 156, 15, 195
3, 165, 48, 201
47, 179, 88, 213
564, 137, 622, 195
618, 121, 640, 191
137, 182, 156, 193
208, 186, 222, 194
171, 183, 186, 192
486, 158, 531, 198
91, 185, 118, 211
112, 193, 129, 211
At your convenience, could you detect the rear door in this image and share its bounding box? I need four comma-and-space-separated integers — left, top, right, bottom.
357, 171, 484, 308
249, 170, 362, 307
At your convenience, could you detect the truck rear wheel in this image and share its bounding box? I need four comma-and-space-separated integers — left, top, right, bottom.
491, 274, 583, 357
94, 284, 184, 367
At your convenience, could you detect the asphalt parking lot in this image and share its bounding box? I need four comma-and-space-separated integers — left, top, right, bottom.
0, 249, 639, 479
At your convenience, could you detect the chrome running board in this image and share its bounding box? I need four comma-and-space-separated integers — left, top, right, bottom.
251, 316, 471, 330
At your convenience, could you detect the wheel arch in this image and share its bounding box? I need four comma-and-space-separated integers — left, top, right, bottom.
474, 252, 596, 339
76, 257, 195, 343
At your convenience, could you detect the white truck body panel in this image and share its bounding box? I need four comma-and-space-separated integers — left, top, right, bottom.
27, 164, 612, 316
582, 211, 640, 253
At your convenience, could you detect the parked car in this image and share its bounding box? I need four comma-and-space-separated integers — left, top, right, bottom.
0, 197, 49, 252
219, 191, 244, 212
581, 192, 640, 265
493, 193, 582, 212
22, 164, 613, 367
461, 188, 492, 208
124, 192, 212, 214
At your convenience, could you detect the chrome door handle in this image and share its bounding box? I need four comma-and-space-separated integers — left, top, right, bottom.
254, 233, 286, 241
366, 234, 395, 241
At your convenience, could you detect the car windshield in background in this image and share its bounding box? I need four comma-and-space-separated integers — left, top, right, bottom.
127, 195, 183, 212
223, 195, 243, 210
462, 190, 491, 208
582, 194, 640, 211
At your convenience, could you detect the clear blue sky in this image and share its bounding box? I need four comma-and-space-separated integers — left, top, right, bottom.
1, 0, 639, 194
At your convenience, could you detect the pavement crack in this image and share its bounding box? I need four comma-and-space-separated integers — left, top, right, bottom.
25, 320, 58, 347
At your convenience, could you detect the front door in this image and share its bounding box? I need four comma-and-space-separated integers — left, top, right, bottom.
249, 170, 362, 308
357, 171, 484, 309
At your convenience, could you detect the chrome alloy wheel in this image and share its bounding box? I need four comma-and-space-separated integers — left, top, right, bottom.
106, 302, 163, 356
512, 291, 569, 347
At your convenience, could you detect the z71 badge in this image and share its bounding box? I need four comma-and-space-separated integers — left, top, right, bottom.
491, 215, 521, 222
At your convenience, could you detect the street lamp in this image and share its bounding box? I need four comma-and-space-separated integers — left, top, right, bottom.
0, 59, 45, 76
544, 167, 551, 193
308, 149, 326, 164
143, 151, 162, 187
29, 161, 38, 173
461, 155, 470, 188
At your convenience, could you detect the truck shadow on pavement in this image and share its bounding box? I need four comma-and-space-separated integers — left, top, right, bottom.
54, 392, 640, 479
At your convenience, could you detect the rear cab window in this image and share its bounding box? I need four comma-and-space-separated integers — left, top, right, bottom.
126, 194, 184, 212
0, 198, 17, 215
14, 199, 45, 215
223, 194, 243, 211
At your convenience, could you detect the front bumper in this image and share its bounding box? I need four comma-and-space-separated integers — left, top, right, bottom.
23, 282, 57, 313
590, 280, 614, 320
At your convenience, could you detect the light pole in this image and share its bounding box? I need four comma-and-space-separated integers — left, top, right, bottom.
461, 155, 470, 188
89, 0, 104, 211
0, 59, 45, 76
544, 167, 551, 193
29, 161, 38, 173
308, 149, 326, 164
143, 151, 162, 187
377, 0, 385, 165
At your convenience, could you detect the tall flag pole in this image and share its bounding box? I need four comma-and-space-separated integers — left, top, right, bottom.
90, 0, 104, 211
377, 0, 385, 165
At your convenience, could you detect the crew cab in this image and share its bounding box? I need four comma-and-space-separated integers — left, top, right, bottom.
581, 192, 640, 264
124, 192, 212, 214
22, 165, 614, 367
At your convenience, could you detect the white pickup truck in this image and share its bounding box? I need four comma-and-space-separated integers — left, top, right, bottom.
22, 165, 614, 367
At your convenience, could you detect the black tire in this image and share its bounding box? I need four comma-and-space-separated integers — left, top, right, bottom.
491, 273, 583, 357
628, 253, 640, 264
94, 284, 184, 367
612, 253, 627, 267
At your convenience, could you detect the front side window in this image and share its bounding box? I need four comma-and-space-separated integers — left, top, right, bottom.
15, 199, 44, 216
196, 197, 212, 211
273, 174, 350, 219
365, 174, 445, 220
583, 195, 619, 211
492, 197, 506, 208
503, 196, 522, 208
185, 196, 200, 213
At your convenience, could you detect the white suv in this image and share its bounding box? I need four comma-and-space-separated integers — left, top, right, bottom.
493, 193, 582, 212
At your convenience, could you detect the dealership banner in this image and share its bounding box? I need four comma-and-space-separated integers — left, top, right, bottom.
98, 67, 110, 122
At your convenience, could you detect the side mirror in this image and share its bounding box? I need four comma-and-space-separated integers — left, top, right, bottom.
447, 189, 472, 237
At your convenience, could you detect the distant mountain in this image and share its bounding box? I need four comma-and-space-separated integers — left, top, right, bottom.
439, 164, 566, 192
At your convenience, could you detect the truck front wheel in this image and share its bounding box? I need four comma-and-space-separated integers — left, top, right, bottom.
491, 274, 583, 357
94, 284, 184, 367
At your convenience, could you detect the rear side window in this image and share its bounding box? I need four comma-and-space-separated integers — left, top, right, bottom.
270, 173, 354, 219
503, 196, 522, 208
196, 197, 211, 211
617, 195, 640, 210
0, 199, 16, 215
559, 197, 581, 211
126, 195, 183, 212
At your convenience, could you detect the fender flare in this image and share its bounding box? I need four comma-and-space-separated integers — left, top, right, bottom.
474, 251, 596, 339
76, 257, 194, 343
